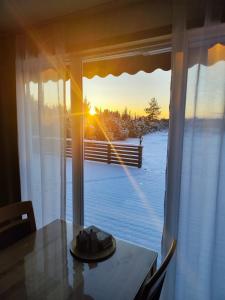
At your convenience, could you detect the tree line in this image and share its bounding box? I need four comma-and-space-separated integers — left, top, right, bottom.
66, 98, 169, 141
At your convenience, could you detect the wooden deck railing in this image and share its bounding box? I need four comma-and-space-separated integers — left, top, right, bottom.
66, 139, 143, 168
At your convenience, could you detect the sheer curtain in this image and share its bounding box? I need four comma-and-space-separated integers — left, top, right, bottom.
162, 1, 225, 299
16, 37, 67, 228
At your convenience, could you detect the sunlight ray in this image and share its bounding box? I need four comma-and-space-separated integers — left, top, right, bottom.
93, 115, 163, 232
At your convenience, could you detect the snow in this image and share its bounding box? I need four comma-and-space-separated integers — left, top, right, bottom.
66, 130, 168, 260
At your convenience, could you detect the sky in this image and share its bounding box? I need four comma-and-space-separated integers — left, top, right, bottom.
40, 69, 171, 119
82, 70, 171, 118
39, 61, 225, 120
30, 43, 225, 120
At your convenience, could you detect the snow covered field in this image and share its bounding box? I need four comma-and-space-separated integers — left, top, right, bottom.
66, 130, 168, 258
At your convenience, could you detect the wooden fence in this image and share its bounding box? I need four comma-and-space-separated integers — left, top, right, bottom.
66, 139, 143, 168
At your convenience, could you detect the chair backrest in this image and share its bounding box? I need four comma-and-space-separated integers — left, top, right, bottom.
0, 201, 36, 249
136, 240, 176, 300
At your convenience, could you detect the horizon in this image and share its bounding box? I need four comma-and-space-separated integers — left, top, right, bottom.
64, 69, 171, 118
82, 70, 171, 119
37, 61, 225, 120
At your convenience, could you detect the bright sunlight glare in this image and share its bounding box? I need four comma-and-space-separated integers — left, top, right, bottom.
89, 105, 96, 115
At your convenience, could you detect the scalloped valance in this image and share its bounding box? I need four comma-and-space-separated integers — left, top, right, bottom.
82, 52, 171, 79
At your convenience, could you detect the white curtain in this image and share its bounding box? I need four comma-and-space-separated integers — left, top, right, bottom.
16, 37, 67, 228
162, 2, 225, 300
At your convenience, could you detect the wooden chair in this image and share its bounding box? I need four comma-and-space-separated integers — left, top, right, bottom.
135, 240, 177, 300
0, 201, 36, 249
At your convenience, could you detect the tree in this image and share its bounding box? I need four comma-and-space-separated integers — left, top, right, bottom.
121, 107, 131, 121
144, 98, 161, 122
83, 97, 91, 115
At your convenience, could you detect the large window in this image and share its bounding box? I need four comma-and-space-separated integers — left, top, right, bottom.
66, 47, 171, 258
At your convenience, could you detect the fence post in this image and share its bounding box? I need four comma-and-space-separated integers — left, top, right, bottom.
138, 146, 143, 168
107, 143, 111, 164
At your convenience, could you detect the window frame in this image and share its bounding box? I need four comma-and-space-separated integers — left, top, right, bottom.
70, 34, 172, 226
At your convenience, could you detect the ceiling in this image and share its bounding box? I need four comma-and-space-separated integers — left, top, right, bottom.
0, 0, 141, 34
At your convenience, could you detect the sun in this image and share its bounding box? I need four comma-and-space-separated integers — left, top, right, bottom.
89, 106, 96, 116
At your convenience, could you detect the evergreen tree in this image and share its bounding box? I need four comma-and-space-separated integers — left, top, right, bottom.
144, 98, 161, 122
83, 97, 91, 114
122, 107, 130, 121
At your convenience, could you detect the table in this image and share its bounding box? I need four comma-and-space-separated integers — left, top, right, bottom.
0, 220, 157, 300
